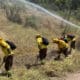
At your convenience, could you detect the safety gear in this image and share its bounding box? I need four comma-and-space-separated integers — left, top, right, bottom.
53, 39, 69, 49
53, 38, 59, 43
0, 38, 14, 77
53, 39, 69, 60
42, 37, 49, 45
36, 37, 48, 49
36, 36, 48, 65
6, 40, 16, 50
0, 39, 14, 56
58, 40, 69, 49
67, 34, 75, 39
36, 34, 41, 38
0, 37, 3, 40
60, 35, 68, 43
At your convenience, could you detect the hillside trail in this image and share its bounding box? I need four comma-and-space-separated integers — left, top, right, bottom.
65, 72, 80, 80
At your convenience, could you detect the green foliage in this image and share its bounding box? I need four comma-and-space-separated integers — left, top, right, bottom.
74, 9, 80, 21
30, 0, 80, 23
24, 15, 41, 29
5, 5, 22, 24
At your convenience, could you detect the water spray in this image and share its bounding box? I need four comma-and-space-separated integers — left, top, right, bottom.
18, 0, 80, 29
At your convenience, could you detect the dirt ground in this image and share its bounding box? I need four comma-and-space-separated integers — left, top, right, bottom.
65, 72, 80, 80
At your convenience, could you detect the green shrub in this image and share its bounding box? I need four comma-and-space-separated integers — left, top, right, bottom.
24, 15, 41, 29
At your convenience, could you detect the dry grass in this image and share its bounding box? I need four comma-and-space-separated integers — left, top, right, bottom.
0, 5, 80, 80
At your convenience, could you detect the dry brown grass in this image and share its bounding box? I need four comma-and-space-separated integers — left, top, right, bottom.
0, 6, 80, 80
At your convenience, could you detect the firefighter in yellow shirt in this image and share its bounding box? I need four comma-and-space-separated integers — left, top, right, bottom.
52, 38, 69, 60
36, 34, 49, 64
61, 34, 76, 53
0, 38, 14, 77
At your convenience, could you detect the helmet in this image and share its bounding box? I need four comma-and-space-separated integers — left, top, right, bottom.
0, 37, 3, 40
36, 34, 41, 38
53, 38, 59, 43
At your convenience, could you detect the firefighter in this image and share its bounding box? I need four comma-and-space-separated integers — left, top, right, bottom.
0, 37, 14, 77
52, 38, 69, 60
36, 34, 49, 64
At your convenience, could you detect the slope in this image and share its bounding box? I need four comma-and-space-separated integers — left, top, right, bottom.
0, 0, 80, 80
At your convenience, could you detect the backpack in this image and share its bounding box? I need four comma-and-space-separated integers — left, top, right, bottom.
42, 37, 49, 45
6, 40, 16, 50
67, 34, 75, 40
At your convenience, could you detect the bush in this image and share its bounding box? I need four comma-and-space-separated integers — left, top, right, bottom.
24, 15, 41, 29
5, 5, 22, 24
76, 37, 80, 50
75, 9, 80, 21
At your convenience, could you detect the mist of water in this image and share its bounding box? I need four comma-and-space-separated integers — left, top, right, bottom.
1, 0, 80, 29
18, 0, 80, 29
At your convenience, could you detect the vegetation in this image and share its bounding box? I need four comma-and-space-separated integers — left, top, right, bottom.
0, 0, 80, 80
30, 0, 80, 25
24, 15, 41, 29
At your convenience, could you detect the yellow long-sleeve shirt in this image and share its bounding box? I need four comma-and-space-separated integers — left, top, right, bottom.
58, 40, 69, 49
36, 37, 48, 49
53, 39, 69, 49
0, 39, 13, 56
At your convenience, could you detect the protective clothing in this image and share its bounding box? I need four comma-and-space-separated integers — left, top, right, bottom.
53, 38, 69, 49
0, 39, 14, 56
36, 34, 41, 38
0, 38, 14, 77
36, 35, 48, 64
36, 37, 48, 49
53, 38, 69, 60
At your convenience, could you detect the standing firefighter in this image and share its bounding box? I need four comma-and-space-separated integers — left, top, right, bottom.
36, 34, 49, 64
61, 34, 76, 53
0, 38, 16, 77
52, 38, 69, 60
67, 34, 76, 49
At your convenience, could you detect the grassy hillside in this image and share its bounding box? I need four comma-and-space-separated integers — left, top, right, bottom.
0, 1, 80, 80
29, 0, 80, 26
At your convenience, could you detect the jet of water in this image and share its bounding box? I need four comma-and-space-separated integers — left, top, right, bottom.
18, 0, 80, 29
1, 0, 80, 29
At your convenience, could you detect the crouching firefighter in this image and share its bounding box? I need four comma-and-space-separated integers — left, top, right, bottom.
52, 38, 69, 60
0, 38, 16, 77
36, 34, 49, 64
